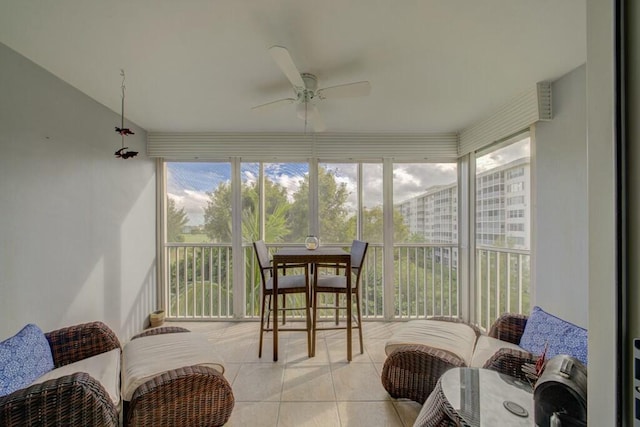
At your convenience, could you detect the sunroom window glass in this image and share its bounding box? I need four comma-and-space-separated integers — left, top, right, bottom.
240, 162, 260, 244
393, 163, 458, 318
164, 162, 233, 319
318, 163, 357, 244
264, 162, 309, 244
474, 134, 531, 329
362, 163, 383, 244
166, 162, 232, 243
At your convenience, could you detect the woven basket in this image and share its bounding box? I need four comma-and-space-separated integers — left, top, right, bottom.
149, 310, 165, 328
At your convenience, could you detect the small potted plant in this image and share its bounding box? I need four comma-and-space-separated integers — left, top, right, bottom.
149, 310, 165, 328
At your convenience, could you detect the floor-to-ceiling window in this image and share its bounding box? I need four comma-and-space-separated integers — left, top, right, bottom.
165, 162, 234, 318
161, 158, 466, 321
474, 134, 531, 330
393, 163, 459, 318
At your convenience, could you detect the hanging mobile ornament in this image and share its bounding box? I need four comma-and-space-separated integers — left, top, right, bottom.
114, 69, 138, 159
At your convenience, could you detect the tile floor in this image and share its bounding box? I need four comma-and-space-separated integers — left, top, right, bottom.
169, 320, 422, 427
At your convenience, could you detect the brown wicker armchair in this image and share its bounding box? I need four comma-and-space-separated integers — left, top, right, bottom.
381, 314, 536, 404
0, 321, 121, 427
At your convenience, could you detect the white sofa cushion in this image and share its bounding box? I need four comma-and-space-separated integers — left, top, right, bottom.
385, 320, 478, 365
122, 332, 225, 401
469, 335, 525, 368
29, 348, 121, 406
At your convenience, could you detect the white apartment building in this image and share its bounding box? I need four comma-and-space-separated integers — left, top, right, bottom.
397, 157, 530, 250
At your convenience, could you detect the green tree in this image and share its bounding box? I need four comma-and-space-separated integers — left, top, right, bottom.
167, 198, 188, 242
203, 182, 232, 242
288, 166, 351, 243
241, 179, 291, 243
358, 205, 410, 243
204, 178, 291, 243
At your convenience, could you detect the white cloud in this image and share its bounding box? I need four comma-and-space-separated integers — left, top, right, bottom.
168, 190, 210, 225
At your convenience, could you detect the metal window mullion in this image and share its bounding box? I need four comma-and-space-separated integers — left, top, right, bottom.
431, 248, 436, 316
518, 254, 524, 313
406, 247, 410, 317
209, 247, 213, 318
448, 247, 452, 316
191, 246, 196, 317
414, 247, 419, 317
231, 157, 244, 319
506, 253, 512, 314
439, 249, 444, 316
477, 250, 482, 328
423, 248, 428, 317
382, 158, 395, 320
216, 248, 222, 317
485, 251, 491, 330
168, 247, 173, 316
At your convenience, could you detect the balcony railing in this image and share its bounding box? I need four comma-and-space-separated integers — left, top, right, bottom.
163, 243, 529, 327
475, 246, 530, 330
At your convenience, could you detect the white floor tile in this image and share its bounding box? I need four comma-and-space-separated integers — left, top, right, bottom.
224, 401, 279, 427
232, 363, 284, 402
277, 402, 340, 427
331, 362, 390, 401
282, 365, 336, 401
337, 401, 404, 427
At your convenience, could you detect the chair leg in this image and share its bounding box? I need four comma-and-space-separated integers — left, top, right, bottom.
335, 292, 340, 325
282, 294, 287, 325
259, 293, 267, 358
355, 291, 364, 354
266, 294, 272, 330
306, 289, 312, 357
312, 289, 318, 357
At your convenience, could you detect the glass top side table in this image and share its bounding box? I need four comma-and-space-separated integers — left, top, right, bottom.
437, 367, 533, 427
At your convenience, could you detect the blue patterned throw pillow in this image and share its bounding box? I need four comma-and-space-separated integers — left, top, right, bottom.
0, 324, 54, 397
519, 306, 588, 366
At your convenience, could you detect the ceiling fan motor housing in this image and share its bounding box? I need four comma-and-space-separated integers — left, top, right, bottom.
298, 73, 318, 103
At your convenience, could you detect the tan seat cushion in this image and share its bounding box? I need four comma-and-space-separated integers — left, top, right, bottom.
385, 320, 478, 365
30, 348, 121, 407
122, 332, 225, 401
470, 335, 525, 368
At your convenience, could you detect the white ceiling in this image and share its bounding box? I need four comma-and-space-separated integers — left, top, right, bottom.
0, 0, 586, 134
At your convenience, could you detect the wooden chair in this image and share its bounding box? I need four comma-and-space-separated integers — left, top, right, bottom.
253, 240, 312, 358
311, 240, 369, 356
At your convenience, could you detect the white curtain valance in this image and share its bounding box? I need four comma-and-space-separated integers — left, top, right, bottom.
147, 132, 458, 162
458, 82, 552, 156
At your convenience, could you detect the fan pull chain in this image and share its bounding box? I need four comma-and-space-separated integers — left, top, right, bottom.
304, 101, 308, 134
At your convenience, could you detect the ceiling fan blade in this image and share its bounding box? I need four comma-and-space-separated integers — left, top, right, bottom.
307, 104, 326, 132
251, 97, 296, 112
269, 45, 305, 88
317, 81, 371, 99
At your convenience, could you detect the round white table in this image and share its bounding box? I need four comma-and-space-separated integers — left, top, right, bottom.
415, 367, 534, 427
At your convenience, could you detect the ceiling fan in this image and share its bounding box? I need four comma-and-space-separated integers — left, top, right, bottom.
252, 46, 371, 132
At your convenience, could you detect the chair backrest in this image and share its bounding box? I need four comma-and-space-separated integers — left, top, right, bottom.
350, 240, 369, 283
253, 240, 272, 286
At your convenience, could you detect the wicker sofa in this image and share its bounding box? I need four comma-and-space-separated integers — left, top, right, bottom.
382, 307, 588, 404
0, 321, 122, 427
381, 314, 536, 404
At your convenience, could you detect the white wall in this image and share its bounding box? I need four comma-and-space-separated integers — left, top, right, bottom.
586, 0, 617, 424
0, 42, 156, 341
534, 65, 588, 328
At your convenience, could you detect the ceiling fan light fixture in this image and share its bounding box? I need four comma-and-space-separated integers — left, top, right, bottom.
296, 102, 314, 120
